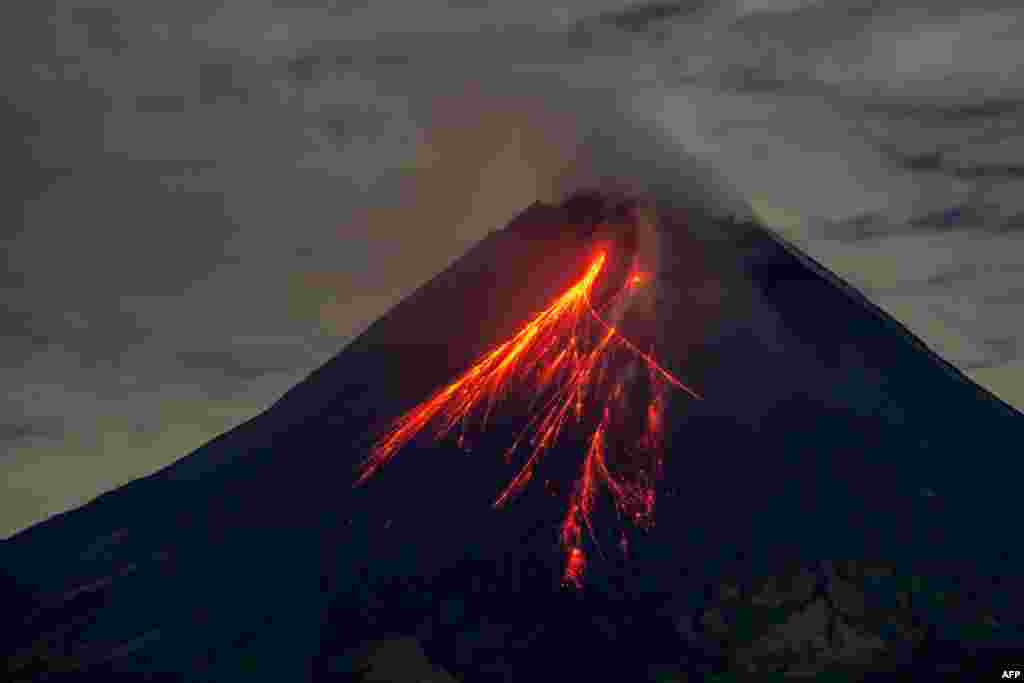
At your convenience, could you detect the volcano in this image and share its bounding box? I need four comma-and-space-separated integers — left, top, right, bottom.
3, 190, 1023, 681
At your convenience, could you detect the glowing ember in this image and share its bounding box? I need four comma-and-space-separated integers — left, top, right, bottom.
355, 240, 701, 588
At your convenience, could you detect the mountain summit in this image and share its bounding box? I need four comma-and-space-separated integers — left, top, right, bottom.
4, 189, 1022, 681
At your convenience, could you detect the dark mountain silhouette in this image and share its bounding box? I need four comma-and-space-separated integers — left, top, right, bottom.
3, 190, 1023, 681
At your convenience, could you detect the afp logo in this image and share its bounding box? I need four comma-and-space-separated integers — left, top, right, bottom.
1002, 671, 1022, 679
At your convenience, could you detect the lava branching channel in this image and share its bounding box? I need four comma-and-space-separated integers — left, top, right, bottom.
355, 248, 701, 588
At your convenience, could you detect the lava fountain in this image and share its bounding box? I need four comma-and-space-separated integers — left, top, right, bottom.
355, 214, 701, 588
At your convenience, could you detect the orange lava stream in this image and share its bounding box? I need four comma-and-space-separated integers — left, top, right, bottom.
355, 247, 701, 588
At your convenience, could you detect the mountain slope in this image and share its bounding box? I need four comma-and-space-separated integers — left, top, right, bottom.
3, 192, 1021, 681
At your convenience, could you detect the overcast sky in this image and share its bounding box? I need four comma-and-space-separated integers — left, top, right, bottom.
3, 0, 1023, 538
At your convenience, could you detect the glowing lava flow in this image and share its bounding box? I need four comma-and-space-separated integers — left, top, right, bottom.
355, 247, 701, 588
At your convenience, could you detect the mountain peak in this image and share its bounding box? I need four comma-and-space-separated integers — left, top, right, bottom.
4, 190, 1022, 681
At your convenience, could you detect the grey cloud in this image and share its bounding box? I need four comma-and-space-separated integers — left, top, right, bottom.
897, 152, 945, 173
979, 337, 1018, 367
12, 157, 232, 299
587, 2, 711, 33
0, 421, 63, 443
651, 5, 1024, 104
815, 213, 897, 244
198, 63, 250, 106
0, 300, 154, 370
868, 98, 1024, 123
818, 202, 1016, 245
372, 55, 412, 66
286, 53, 323, 82
190, 1, 609, 58
0, 308, 60, 351
905, 191, 1024, 234
1002, 212, 1024, 230
950, 164, 1024, 181
924, 263, 985, 288
285, 51, 397, 86
133, 94, 188, 114
68, 6, 129, 55
909, 205, 991, 229
174, 349, 302, 381
729, 1, 868, 46
876, 141, 1024, 202
0, 100, 74, 248
714, 65, 790, 95
815, 11, 1024, 99
270, 0, 368, 9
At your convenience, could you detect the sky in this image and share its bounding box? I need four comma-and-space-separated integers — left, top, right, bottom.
3, 0, 1023, 538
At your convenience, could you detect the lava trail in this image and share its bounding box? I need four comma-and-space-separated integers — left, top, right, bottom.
355, 241, 701, 588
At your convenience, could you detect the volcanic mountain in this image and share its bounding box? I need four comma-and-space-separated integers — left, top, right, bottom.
3, 190, 1023, 681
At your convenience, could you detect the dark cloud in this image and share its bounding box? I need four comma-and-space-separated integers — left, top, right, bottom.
11, 156, 232, 300
829, 200, 1020, 243
951, 163, 1024, 181
595, 2, 708, 33
0, 301, 154, 369
0, 308, 58, 349
910, 205, 987, 229
946, 98, 1024, 121
323, 118, 346, 139
730, 2, 868, 46
981, 283, 1024, 305
899, 151, 945, 172
133, 94, 188, 114
823, 198, 1024, 245
270, 0, 362, 8
982, 336, 1018, 364
567, 1, 711, 49
174, 349, 300, 381
0, 421, 62, 443
822, 213, 903, 244
889, 150, 1024, 182
715, 65, 790, 94
925, 263, 982, 288
0, 101, 73, 245
68, 6, 129, 55
373, 54, 411, 66
867, 98, 1024, 124
284, 49, 409, 84
198, 63, 249, 106
1001, 212, 1024, 230
286, 54, 323, 83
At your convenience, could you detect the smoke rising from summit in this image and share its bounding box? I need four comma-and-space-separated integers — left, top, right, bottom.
383, 69, 764, 360
395, 69, 755, 240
